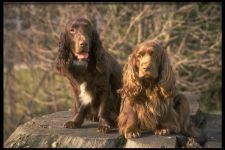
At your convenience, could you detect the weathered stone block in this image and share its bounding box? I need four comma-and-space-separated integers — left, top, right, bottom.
4, 111, 124, 148
4, 111, 221, 148
125, 133, 178, 148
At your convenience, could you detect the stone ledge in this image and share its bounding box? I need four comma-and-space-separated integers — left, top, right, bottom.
4, 111, 124, 148
4, 111, 221, 148
125, 134, 178, 148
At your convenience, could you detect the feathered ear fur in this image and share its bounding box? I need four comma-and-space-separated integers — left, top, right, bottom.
91, 28, 106, 73
120, 51, 142, 98
56, 30, 74, 74
157, 43, 177, 98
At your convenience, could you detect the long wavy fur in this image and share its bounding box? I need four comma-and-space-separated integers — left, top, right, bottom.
120, 40, 176, 100
118, 40, 206, 146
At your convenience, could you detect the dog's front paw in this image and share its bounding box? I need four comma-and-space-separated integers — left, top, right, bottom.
63, 120, 81, 129
124, 130, 141, 139
154, 128, 170, 135
97, 118, 112, 133
97, 124, 111, 133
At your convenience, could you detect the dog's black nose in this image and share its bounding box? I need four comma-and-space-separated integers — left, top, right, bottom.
80, 42, 87, 47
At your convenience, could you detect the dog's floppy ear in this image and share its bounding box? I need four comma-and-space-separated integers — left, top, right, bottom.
120, 46, 142, 98
56, 30, 74, 74
157, 43, 177, 98
90, 25, 107, 73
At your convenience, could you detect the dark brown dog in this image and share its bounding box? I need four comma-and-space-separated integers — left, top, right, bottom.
56, 18, 122, 133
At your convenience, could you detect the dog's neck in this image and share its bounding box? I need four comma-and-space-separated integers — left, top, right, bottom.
133, 79, 158, 102
140, 78, 157, 89
72, 56, 96, 71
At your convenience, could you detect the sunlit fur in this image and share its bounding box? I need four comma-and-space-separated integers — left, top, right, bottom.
118, 40, 204, 144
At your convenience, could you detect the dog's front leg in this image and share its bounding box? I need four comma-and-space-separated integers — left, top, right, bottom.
97, 90, 113, 133
64, 104, 89, 128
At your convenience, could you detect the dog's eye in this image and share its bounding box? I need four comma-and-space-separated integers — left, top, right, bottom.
137, 54, 142, 58
149, 51, 153, 56
70, 28, 75, 33
137, 51, 144, 58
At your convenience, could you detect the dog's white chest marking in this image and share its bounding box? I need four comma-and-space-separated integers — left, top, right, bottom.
79, 82, 92, 105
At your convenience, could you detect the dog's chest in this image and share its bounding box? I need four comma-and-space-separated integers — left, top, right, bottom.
79, 82, 93, 105
71, 67, 98, 82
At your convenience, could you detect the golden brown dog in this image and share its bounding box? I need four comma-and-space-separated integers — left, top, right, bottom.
118, 40, 206, 145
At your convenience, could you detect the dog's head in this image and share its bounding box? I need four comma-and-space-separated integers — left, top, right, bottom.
121, 40, 176, 98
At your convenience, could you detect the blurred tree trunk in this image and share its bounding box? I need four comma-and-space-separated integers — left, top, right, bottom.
4, 48, 16, 123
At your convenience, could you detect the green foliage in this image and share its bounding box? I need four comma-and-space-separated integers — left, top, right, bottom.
4, 68, 73, 141
5, 69, 73, 115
